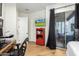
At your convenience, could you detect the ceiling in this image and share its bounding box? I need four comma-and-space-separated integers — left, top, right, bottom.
17, 3, 54, 13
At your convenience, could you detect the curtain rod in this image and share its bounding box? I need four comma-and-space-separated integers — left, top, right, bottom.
54, 4, 75, 10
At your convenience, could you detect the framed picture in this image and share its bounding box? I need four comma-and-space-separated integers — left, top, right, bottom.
35, 19, 45, 27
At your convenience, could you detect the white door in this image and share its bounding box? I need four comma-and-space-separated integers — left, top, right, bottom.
17, 17, 28, 44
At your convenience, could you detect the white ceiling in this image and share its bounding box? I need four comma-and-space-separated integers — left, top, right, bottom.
17, 3, 54, 13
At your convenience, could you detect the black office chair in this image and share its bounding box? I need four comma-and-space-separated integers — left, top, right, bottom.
10, 38, 28, 56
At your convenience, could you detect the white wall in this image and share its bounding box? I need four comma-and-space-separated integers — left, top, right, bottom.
45, 4, 75, 44
2, 3, 17, 40
29, 9, 46, 42
17, 9, 46, 43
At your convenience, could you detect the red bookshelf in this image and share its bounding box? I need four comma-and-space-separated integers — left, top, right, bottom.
36, 28, 45, 46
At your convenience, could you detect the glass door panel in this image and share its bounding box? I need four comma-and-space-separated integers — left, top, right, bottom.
55, 12, 65, 48
65, 11, 75, 45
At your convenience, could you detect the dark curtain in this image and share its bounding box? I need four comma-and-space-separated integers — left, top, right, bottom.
75, 3, 79, 29
46, 9, 56, 49
75, 3, 79, 41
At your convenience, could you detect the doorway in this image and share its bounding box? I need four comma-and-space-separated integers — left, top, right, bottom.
17, 17, 28, 44
55, 11, 75, 48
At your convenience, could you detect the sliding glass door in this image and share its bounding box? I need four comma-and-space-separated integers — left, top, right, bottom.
55, 11, 75, 48
55, 12, 65, 48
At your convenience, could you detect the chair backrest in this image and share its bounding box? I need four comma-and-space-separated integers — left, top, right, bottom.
18, 38, 28, 56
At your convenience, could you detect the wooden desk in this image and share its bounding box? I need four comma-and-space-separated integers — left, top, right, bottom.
0, 40, 16, 54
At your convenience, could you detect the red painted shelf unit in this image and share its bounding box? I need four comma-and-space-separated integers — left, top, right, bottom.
36, 28, 45, 46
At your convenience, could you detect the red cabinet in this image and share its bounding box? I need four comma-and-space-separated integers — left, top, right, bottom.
36, 28, 45, 46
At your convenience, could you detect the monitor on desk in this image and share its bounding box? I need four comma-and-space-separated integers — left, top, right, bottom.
0, 18, 3, 36
0, 28, 3, 36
